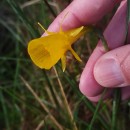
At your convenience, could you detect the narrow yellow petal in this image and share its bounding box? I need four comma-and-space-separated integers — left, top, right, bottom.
61, 55, 66, 72
67, 26, 84, 37
38, 22, 55, 35
65, 26, 92, 44
69, 47, 82, 62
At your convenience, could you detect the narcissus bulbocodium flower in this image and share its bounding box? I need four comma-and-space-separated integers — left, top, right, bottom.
28, 23, 91, 72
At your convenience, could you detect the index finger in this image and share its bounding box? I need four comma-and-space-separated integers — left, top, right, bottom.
47, 0, 122, 32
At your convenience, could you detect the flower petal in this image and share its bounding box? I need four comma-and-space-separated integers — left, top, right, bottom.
66, 26, 91, 44
28, 34, 68, 69
69, 47, 82, 62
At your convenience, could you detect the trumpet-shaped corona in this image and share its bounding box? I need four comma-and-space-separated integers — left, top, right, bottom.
28, 22, 91, 71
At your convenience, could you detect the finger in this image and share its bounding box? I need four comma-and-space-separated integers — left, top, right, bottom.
79, 48, 105, 97
79, 1, 127, 97
94, 45, 130, 88
121, 86, 130, 100
87, 89, 113, 102
47, 0, 122, 32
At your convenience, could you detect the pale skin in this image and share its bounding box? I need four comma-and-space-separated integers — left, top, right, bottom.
47, 0, 130, 102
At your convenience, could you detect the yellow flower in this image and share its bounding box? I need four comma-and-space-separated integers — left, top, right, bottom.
28, 23, 90, 71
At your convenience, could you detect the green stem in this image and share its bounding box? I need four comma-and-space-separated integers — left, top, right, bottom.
89, 88, 107, 130
111, 89, 121, 130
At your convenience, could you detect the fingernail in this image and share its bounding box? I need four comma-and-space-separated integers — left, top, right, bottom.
94, 58, 124, 87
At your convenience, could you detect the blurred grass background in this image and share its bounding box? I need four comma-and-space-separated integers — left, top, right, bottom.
0, 0, 130, 130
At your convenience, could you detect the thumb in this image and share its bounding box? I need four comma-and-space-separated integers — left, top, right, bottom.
94, 45, 130, 88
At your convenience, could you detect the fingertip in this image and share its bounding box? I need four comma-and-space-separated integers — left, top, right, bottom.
94, 45, 130, 88
86, 89, 113, 102
79, 43, 106, 97
79, 65, 104, 97
94, 58, 125, 88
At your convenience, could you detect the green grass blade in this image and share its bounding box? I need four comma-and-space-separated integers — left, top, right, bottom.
111, 89, 121, 130
0, 19, 21, 43
43, 0, 57, 18
89, 88, 107, 130
43, 70, 61, 109
0, 90, 10, 130
6, 0, 39, 38
60, 69, 109, 130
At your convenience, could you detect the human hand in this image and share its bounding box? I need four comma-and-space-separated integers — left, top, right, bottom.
48, 0, 129, 102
